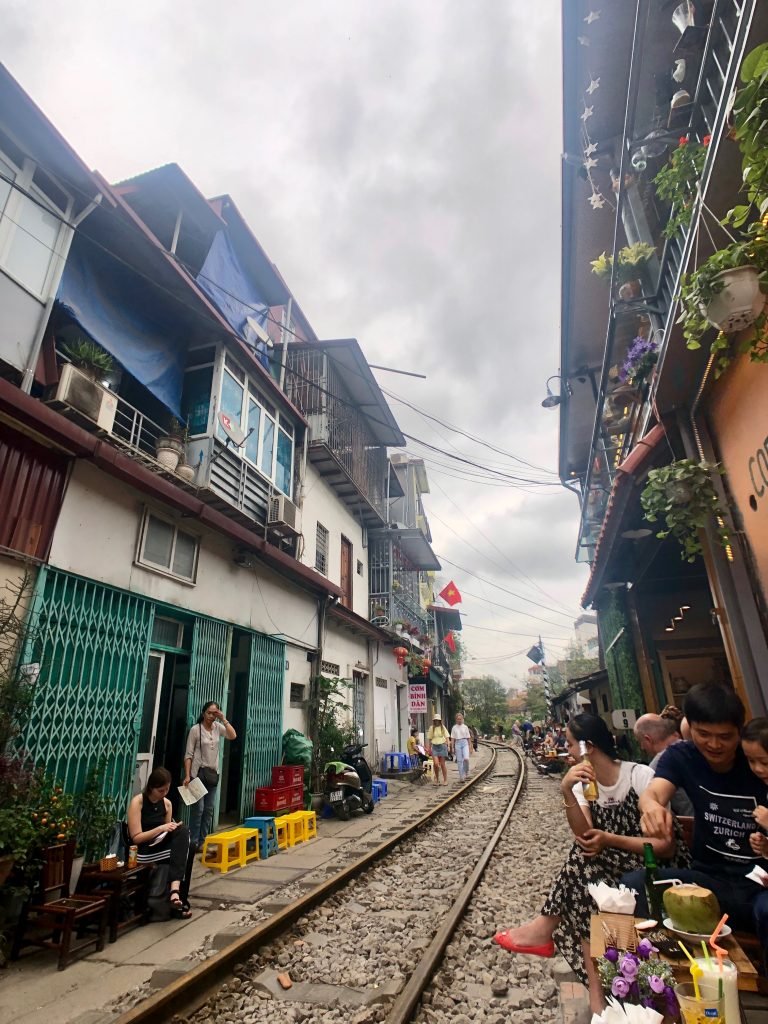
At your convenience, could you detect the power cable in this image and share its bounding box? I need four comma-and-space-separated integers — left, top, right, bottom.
434, 555, 577, 622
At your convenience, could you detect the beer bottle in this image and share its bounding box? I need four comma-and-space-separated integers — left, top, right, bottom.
643, 842, 664, 921
578, 740, 599, 801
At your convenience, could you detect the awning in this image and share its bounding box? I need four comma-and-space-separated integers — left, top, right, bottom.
428, 604, 463, 631
581, 424, 666, 608
394, 528, 440, 570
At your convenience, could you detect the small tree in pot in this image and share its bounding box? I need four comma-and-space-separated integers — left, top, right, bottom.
640, 460, 729, 562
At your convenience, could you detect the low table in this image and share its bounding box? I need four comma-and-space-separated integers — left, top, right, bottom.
79, 864, 152, 943
589, 914, 760, 993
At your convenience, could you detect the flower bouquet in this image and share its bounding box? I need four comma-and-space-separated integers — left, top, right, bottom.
598, 939, 678, 1020
619, 337, 657, 387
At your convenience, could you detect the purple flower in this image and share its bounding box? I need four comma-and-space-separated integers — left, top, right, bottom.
619, 336, 658, 383
604, 947, 619, 963
636, 938, 655, 959
611, 976, 631, 999
649, 975, 666, 994
619, 955, 639, 979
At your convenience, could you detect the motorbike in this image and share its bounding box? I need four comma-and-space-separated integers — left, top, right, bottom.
323, 741, 375, 820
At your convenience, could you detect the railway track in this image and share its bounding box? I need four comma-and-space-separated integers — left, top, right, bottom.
114, 743, 526, 1024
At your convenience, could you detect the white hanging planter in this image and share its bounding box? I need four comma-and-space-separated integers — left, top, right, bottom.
176, 463, 196, 483
703, 266, 766, 334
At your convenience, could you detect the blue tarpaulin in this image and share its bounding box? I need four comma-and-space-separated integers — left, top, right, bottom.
196, 230, 270, 369
57, 238, 185, 417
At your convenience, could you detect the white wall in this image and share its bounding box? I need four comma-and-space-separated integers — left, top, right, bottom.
300, 465, 369, 619
282, 641, 313, 735
48, 461, 319, 645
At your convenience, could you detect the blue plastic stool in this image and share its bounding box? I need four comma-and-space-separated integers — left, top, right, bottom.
383, 752, 409, 772
373, 777, 388, 797
243, 816, 279, 858
371, 781, 382, 802
321, 802, 335, 819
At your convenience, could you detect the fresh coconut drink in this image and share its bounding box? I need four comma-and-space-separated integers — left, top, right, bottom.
663, 883, 721, 934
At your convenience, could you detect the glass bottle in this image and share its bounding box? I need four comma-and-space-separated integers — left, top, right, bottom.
578, 740, 599, 801
643, 842, 665, 922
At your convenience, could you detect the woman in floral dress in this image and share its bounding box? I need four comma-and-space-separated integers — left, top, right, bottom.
494, 714, 689, 1013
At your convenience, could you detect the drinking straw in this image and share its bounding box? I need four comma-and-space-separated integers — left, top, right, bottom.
678, 941, 702, 1000
709, 913, 730, 975
700, 940, 711, 967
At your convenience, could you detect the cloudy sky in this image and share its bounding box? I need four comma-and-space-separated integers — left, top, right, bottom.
5, 0, 590, 685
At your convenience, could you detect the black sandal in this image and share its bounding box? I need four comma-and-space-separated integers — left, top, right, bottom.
169, 891, 192, 919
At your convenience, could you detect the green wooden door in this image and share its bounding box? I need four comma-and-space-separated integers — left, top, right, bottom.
239, 632, 285, 819
23, 567, 154, 806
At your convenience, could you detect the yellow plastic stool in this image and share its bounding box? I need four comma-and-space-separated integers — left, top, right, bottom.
423, 760, 434, 779
293, 810, 317, 840
201, 829, 246, 873
273, 816, 292, 849
229, 827, 260, 864
281, 812, 307, 845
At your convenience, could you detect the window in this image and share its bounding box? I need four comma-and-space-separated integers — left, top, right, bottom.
321, 660, 340, 676
217, 369, 244, 441
315, 522, 329, 575
260, 414, 275, 475
0, 152, 71, 300
182, 366, 213, 435
151, 617, 184, 648
275, 426, 293, 495
289, 683, 306, 705
138, 511, 199, 583
375, 677, 388, 689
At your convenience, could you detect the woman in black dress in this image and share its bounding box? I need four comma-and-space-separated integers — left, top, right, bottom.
127, 766, 192, 918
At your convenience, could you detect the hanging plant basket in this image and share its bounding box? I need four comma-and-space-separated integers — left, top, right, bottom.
640, 459, 729, 562
702, 266, 765, 333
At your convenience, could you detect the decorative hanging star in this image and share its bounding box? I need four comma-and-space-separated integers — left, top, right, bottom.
586, 78, 601, 95
589, 191, 606, 210
580, 105, 594, 122
583, 156, 598, 171
584, 142, 598, 156
578, 35, 590, 46
584, 11, 601, 25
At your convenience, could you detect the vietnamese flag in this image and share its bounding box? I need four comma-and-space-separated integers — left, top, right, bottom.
444, 631, 457, 653
439, 580, 462, 606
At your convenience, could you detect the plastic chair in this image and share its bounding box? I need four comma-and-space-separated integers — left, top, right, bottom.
201, 830, 246, 872
243, 816, 279, 858
281, 812, 308, 845
373, 778, 388, 797
293, 810, 317, 839
273, 815, 296, 848
228, 827, 261, 865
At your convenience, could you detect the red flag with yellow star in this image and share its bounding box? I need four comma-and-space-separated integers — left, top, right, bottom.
438, 581, 462, 606
444, 631, 457, 653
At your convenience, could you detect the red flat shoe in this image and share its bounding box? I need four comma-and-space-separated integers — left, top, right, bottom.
493, 931, 555, 957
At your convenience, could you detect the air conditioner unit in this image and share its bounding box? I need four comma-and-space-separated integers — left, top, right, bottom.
53, 363, 118, 432
268, 494, 301, 535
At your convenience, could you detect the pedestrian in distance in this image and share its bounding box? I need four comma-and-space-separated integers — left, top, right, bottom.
127, 767, 192, 919
451, 712, 472, 782
469, 723, 479, 752
427, 714, 450, 786
183, 701, 236, 852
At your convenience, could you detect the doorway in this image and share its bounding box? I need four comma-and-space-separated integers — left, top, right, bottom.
135, 652, 165, 793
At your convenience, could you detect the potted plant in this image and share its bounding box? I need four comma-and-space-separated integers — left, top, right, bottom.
640, 459, 729, 562
306, 676, 355, 793
372, 605, 386, 618
677, 227, 768, 367
392, 620, 404, 633
590, 243, 656, 298
62, 338, 114, 382
653, 135, 709, 238
619, 336, 658, 389
72, 762, 115, 890
730, 44, 768, 219
155, 417, 185, 472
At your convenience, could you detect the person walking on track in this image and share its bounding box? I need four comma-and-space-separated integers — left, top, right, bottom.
427, 714, 450, 786
451, 712, 472, 782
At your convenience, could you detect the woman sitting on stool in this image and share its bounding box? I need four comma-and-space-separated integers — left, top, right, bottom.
127, 766, 192, 919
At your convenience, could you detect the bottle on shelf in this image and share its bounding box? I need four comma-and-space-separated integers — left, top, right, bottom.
578, 740, 599, 801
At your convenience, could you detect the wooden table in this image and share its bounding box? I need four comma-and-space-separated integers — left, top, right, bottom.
78, 864, 151, 943
589, 914, 760, 993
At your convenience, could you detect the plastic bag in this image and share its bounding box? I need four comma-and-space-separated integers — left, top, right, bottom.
282, 729, 313, 771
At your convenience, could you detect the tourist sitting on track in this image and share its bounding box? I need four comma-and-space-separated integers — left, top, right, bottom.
127, 766, 192, 919
493, 714, 688, 1014
427, 714, 450, 786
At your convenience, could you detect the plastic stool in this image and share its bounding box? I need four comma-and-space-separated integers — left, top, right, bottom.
293, 810, 317, 839
382, 751, 409, 772
282, 812, 308, 845
201, 830, 246, 873
423, 760, 434, 779
243, 816, 279, 858
371, 781, 381, 803
373, 777, 388, 797
273, 815, 297, 848
229, 827, 260, 864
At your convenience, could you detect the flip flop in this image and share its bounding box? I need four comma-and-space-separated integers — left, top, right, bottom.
169, 892, 192, 919
493, 931, 554, 957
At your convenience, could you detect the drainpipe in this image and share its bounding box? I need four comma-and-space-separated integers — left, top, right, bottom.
278, 296, 293, 391
308, 595, 328, 787
21, 193, 102, 394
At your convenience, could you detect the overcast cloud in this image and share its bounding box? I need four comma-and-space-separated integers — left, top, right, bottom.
4, 0, 589, 685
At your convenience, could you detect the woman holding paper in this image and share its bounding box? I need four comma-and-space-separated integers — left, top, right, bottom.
127, 766, 192, 919
493, 714, 689, 1013
183, 701, 237, 850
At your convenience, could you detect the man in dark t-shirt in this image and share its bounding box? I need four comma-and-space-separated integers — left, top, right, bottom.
621, 684, 768, 942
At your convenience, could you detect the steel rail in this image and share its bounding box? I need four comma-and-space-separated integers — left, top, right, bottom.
113, 744, 500, 1024
384, 744, 526, 1024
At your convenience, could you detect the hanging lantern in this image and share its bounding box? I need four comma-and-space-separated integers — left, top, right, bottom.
423, 657, 432, 671
393, 646, 408, 667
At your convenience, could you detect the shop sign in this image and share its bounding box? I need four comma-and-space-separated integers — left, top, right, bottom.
408, 683, 428, 714
611, 708, 636, 730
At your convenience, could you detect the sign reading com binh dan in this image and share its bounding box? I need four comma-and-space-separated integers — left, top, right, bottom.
408, 683, 428, 714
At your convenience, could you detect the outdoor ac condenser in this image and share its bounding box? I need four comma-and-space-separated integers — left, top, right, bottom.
267, 493, 301, 536
53, 363, 118, 433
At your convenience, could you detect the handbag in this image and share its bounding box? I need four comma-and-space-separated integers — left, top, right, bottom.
196, 724, 220, 788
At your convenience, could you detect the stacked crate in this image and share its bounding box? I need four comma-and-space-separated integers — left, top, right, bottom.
254, 765, 305, 814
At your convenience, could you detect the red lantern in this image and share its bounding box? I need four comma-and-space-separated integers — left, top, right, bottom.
423, 657, 432, 670
393, 646, 408, 667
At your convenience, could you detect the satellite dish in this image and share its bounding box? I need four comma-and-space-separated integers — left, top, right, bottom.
217, 411, 246, 447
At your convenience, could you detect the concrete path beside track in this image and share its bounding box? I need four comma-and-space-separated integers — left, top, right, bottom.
0, 749, 490, 1024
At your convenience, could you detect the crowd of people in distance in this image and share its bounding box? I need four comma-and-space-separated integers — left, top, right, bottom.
408, 712, 479, 785
494, 684, 768, 1014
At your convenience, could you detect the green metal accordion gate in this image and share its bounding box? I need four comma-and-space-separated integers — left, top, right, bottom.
23, 566, 155, 805
238, 632, 285, 820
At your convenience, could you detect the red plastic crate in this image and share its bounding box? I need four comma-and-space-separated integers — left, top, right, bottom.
254, 784, 304, 813
271, 765, 304, 788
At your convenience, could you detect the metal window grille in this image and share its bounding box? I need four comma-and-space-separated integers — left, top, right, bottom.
290, 683, 306, 703
321, 660, 340, 676
375, 677, 388, 689
151, 616, 184, 648
315, 522, 329, 574
353, 675, 366, 738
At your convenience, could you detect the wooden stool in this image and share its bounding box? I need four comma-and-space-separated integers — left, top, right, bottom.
201, 830, 246, 872
292, 810, 317, 840
228, 827, 260, 865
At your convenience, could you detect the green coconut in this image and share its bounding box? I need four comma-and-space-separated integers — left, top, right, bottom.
663, 883, 721, 934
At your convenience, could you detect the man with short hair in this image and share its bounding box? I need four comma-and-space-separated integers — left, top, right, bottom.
622, 684, 768, 941
634, 713, 693, 816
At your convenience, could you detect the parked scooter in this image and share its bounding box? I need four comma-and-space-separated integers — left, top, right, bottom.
323, 742, 375, 821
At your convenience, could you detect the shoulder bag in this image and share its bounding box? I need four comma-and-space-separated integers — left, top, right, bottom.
195, 724, 220, 788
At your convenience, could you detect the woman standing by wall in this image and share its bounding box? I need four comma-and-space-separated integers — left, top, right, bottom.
183, 701, 237, 851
